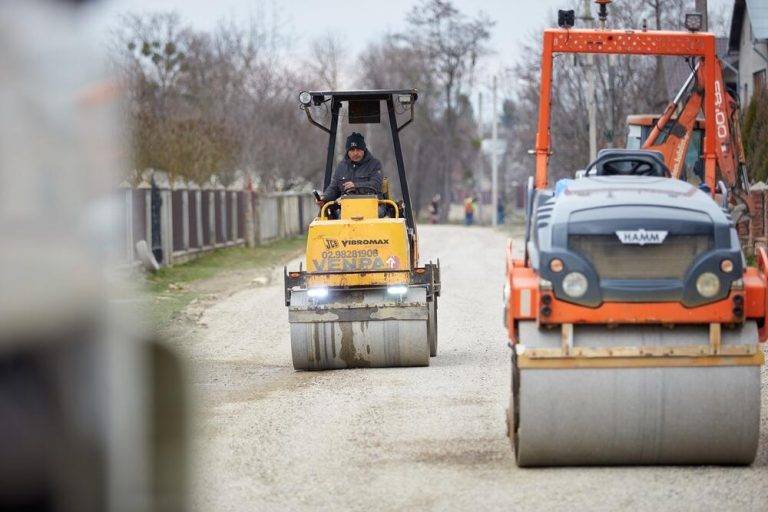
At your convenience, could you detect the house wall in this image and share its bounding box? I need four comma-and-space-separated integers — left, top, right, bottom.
738, 7, 768, 105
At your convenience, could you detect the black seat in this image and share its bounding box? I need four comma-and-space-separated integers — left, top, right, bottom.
586, 149, 670, 178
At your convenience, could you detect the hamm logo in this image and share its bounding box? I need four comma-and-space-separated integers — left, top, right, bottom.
615, 229, 668, 245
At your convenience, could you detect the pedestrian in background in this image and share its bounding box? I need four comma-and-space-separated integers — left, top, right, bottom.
497, 195, 505, 225
428, 194, 441, 224
464, 196, 475, 226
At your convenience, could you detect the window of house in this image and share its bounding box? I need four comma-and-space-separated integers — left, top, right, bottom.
755, 70, 767, 92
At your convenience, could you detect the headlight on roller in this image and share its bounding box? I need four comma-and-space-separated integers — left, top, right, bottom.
562, 271, 588, 298
307, 287, 329, 299
386, 285, 408, 296
696, 272, 720, 298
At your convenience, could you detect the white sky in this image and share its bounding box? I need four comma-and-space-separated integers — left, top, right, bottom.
87, 0, 605, 80
86, 0, 733, 120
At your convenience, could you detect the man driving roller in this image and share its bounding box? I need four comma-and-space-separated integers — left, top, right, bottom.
319, 132, 383, 202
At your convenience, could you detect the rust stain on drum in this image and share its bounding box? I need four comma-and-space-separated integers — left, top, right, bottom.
339, 322, 371, 368
310, 323, 320, 363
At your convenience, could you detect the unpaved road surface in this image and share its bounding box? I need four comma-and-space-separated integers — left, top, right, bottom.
177, 225, 768, 511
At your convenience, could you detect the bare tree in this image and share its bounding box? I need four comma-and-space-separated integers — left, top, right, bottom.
400, 0, 493, 214
308, 33, 346, 89
112, 11, 324, 189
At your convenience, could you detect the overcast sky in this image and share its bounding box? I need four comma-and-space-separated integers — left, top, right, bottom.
85, 0, 733, 117
89, 0, 572, 76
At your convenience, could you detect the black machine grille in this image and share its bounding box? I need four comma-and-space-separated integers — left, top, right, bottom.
569, 234, 712, 280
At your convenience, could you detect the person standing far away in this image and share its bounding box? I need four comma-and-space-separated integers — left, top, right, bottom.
464, 196, 475, 226
428, 194, 441, 224
497, 195, 505, 225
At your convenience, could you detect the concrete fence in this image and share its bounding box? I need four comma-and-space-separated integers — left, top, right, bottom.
119, 171, 314, 267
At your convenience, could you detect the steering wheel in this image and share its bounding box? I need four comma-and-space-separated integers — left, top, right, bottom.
598, 158, 662, 177
342, 185, 379, 196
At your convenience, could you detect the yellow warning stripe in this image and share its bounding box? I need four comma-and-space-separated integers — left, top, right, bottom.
525, 344, 757, 359
517, 351, 764, 369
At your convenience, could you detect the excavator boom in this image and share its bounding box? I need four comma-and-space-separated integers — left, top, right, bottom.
640, 58, 750, 199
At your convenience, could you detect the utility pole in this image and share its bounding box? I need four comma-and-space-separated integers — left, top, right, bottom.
491, 75, 499, 227
695, 0, 708, 31
579, 0, 597, 161
607, 54, 616, 147
476, 91, 484, 222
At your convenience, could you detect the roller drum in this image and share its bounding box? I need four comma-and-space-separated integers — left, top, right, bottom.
510, 321, 762, 466
427, 297, 438, 357
289, 287, 429, 370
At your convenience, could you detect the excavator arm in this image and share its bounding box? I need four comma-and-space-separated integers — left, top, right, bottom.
641, 58, 751, 209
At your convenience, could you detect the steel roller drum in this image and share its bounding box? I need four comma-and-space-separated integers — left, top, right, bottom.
510, 321, 762, 466
289, 287, 429, 370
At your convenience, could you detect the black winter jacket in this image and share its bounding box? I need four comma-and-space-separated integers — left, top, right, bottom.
322, 150, 383, 201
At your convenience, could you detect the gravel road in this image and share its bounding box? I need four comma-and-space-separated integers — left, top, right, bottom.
179, 225, 768, 511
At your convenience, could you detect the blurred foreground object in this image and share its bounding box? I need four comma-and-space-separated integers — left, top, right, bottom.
0, 1, 187, 511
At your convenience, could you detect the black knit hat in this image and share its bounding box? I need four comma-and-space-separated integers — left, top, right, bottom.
345, 132, 366, 152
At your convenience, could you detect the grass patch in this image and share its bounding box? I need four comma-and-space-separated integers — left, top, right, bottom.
144, 236, 306, 329
496, 214, 525, 237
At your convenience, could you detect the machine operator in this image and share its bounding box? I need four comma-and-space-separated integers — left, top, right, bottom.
318, 132, 383, 203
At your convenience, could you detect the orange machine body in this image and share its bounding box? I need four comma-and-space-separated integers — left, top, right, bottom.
508, 27, 768, 349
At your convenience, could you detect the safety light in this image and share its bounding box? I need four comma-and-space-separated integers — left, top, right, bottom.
549, 258, 564, 273
387, 285, 408, 296
684, 12, 703, 32
720, 259, 734, 273
298, 91, 312, 107
557, 10, 575, 29
307, 287, 329, 299
397, 94, 413, 106
562, 272, 588, 298
696, 272, 720, 298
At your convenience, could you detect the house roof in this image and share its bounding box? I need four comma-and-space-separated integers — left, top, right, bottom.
729, 0, 768, 53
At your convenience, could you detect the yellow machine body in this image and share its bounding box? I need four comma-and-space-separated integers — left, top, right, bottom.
305, 197, 411, 288
286, 195, 440, 370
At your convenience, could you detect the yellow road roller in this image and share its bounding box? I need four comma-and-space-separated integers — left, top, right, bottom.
284, 90, 440, 370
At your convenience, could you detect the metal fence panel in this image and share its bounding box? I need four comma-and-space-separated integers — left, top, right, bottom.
300, 195, 316, 230
214, 192, 224, 243
283, 195, 300, 236
189, 192, 199, 248
120, 180, 312, 266
201, 192, 211, 246
131, 189, 146, 257
237, 191, 247, 239
224, 191, 235, 242
172, 190, 184, 251
258, 195, 279, 242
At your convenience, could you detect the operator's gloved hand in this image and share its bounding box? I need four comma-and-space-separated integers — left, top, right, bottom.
342, 181, 355, 193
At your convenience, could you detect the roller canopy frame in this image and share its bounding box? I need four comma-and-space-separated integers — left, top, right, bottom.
534, 28, 720, 194
300, 89, 419, 233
